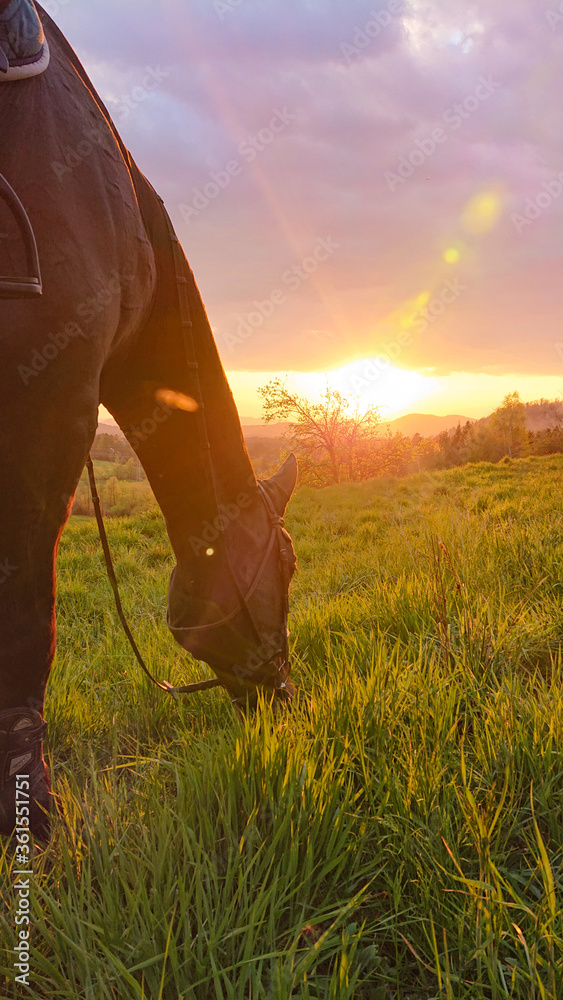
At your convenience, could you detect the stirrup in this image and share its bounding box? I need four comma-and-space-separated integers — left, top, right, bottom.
0, 172, 42, 298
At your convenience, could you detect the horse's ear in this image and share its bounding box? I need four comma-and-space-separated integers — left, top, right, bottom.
263, 453, 297, 517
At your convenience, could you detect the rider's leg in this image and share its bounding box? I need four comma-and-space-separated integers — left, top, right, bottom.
0, 367, 98, 838
0, 356, 98, 713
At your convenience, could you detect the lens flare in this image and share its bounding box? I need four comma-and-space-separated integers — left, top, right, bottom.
154, 388, 198, 412
444, 247, 460, 264
462, 191, 503, 235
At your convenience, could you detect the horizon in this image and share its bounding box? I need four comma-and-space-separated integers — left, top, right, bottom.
100, 389, 562, 432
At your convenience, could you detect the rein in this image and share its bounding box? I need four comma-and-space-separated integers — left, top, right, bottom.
86, 458, 291, 700
85, 197, 292, 702
86, 456, 221, 697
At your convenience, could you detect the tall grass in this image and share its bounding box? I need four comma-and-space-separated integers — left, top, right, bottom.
1, 454, 562, 998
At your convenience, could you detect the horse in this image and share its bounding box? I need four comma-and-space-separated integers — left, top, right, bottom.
0, 5, 297, 840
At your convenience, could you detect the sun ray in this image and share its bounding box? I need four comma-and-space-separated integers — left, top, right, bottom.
170, 2, 348, 336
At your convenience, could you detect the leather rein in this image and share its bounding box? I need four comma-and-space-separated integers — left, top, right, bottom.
86, 200, 292, 702
86, 460, 292, 700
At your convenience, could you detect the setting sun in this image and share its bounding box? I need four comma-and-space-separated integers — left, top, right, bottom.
293, 363, 437, 418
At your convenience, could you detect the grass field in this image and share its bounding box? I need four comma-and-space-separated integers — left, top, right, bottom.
1, 454, 563, 998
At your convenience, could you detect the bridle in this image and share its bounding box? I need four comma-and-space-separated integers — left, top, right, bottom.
168, 480, 294, 703
87, 463, 294, 704
86, 196, 294, 705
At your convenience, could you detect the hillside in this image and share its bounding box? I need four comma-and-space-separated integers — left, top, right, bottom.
98, 416, 290, 441
93, 396, 563, 495
44, 453, 563, 999
384, 412, 472, 436
469, 398, 563, 434
98, 399, 563, 445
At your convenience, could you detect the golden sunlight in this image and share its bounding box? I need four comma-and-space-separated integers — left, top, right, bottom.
294, 362, 438, 418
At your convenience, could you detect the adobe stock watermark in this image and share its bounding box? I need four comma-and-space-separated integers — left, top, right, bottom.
0, 558, 17, 584
123, 389, 198, 451
17, 271, 134, 386
214, 0, 245, 19
306, 329, 337, 345
232, 630, 286, 684
546, 1, 563, 28
511, 171, 563, 233
179, 107, 297, 223
344, 332, 414, 396
222, 236, 340, 353
51, 67, 169, 181
408, 277, 467, 335
12, 773, 34, 988
113, 66, 171, 123
384, 75, 502, 192
124, 400, 175, 452
41, 0, 73, 16
340, 0, 403, 63
344, 277, 467, 395
188, 491, 252, 556
51, 125, 106, 183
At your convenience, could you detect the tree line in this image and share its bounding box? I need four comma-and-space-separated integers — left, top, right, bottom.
77, 391, 563, 514
259, 381, 563, 487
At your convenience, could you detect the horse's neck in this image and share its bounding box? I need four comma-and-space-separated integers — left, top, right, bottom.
122, 158, 258, 531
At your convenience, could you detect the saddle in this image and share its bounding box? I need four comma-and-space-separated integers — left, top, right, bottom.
0, 0, 50, 82
0, 2, 46, 297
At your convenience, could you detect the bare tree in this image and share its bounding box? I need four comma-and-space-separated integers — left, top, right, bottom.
258, 378, 380, 485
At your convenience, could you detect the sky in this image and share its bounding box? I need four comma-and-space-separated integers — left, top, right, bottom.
49, 0, 563, 420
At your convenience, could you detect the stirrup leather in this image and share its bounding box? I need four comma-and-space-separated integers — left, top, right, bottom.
0, 172, 42, 298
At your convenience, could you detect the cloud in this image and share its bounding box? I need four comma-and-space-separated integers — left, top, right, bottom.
49, 0, 563, 376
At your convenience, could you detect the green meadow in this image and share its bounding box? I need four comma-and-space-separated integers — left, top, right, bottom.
1, 454, 563, 999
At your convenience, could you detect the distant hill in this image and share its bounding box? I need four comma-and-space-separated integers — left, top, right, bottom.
247, 414, 474, 439
98, 420, 122, 436
523, 399, 562, 432
97, 416, 290, 441
473, 399, 563, 435
385, 413, 472, 437
98, 401, 563, 446
385, 401, 563, 438
242, 422, 289, 439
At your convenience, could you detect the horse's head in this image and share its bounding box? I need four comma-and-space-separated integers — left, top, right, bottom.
167, 454, 298, 711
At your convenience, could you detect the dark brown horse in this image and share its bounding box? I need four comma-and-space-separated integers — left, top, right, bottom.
0, 6, 297, 838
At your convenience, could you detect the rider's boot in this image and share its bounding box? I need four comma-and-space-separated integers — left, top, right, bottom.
0, 707, 52, 841
0, 0, 50, 81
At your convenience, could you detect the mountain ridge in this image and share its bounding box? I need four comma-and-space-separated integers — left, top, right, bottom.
97, 401, 563, 442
